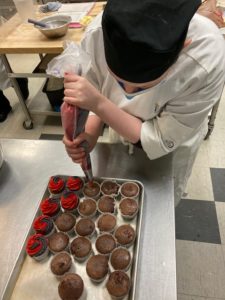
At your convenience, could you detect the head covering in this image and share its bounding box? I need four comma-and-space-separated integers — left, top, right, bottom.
102, 0, 201, 83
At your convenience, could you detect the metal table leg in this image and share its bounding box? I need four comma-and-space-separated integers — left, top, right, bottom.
1, 54, 33, 129
204, 100, 220, 140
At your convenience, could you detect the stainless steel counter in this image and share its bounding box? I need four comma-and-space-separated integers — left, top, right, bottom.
0, 139, 176, 300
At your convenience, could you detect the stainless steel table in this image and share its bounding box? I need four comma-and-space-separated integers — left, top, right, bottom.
0, 139, 176, 300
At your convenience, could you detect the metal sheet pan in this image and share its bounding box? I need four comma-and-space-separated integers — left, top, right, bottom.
3, 176, 144, 300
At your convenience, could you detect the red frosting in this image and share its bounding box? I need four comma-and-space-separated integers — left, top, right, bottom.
48, 176, 65, 194
26, 234, 47, 256
61, 192, 79, 210
33, 215, 53, 234
66, 176, 83, 191
40, 197, 60, 216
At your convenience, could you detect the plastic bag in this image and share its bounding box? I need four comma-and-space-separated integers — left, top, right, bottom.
47, 41, 93, 182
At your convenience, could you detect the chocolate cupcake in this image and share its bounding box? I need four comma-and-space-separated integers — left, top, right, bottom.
66, 176, 84, 194
48, 232, 69, 254
106, 271, 131, 299
86, 254, 109, 282
78, 198, 97, 218
70, 236, 92, 262
110, 247, 131, 271
95, 233, 117, 255
61, 191, 79, 214
97, 213, 117, 233
75, 218, 95, 238
50, 252, 72, 278
58, 273, 84, 300
119, 198, 139, 219
48, 176, 65, 196
33, 215, 55, 237
120, 182, 139, 198
98, 195, 116, 214
83, 181, 100, 199
114, 225, 135, 247
55, 213, 76, 236
40, 197, 61, 220
26, 234, 49, 261
101, 180, 119, 196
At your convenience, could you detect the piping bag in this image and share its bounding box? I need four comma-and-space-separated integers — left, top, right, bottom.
46, 41, 93, 183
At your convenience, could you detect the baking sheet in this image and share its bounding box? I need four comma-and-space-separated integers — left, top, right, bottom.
6, 176, 144, 300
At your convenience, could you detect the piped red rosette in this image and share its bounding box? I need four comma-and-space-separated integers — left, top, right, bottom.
48, 176, 65, 194
40, 197, 60, 217
66, 176, 84, 192
33, 215, 54, 235
61, 191, 79, 211
26, 234, 48, 258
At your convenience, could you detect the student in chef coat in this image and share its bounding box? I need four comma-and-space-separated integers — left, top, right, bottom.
63, 0, 225, 205
0, 59, 29, 122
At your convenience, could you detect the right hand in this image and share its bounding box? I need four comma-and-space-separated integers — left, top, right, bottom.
63, 132, 97, 164
197, 0, 225, 28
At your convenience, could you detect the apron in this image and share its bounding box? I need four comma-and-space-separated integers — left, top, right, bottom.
0, 58, 11, 90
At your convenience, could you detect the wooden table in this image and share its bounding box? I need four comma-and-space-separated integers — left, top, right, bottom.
0, 2, 105, 129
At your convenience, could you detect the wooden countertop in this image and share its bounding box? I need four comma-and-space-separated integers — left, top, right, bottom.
0, 2, 105, 54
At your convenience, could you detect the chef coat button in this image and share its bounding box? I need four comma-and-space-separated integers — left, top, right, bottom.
166, 140, 174, 148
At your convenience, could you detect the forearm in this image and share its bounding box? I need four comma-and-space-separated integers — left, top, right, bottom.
94, 96, 142, 143
85, 114, 104, 140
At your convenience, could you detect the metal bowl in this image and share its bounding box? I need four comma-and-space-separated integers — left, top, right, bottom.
35, 15, 72, 38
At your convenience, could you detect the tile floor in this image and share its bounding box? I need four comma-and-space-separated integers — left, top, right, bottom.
1, 54, 225, 300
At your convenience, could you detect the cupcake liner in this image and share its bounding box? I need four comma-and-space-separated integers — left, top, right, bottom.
44, 225, 56, 238
96, 213, 117, 234
119, 198, 139, 220
88, 272, 109, 283
109, 247, 132, 272
77, 198, 97, 218
50, 208, 62, 221
83, 181, 101, 200
100, 180, 120, 197
119, 181, 140, 200
32, 247, 50, 262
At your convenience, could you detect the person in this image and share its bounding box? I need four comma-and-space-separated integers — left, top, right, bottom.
63, 0, 225, 205
0, 59, 29, 122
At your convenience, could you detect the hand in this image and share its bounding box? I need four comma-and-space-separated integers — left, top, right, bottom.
63, 132, 97, 164
64, 73, 104, 112
197, 0, 225, 28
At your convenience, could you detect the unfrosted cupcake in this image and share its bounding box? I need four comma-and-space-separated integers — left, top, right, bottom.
95, 233, 117, 256
97, 213, 117, 233
120, 181, 139, 199
48, 176, 65, 196
110, 247, 131, 272
75, 218, 95, 238
26, 234, 49, 261
66, 176, 84, 195
83, 181, 100, 199
48, 232, 70, 254
119, 198, 139, 219
50, 252, 73, 279
98, 195, 116, 214
106, 271, 131, 299
114, 225, 135, 248
40, 197, 61, 220
60, 191, 79, 214
70, 236, 92, 262
55, 213, 76, 236
101, 180, 119, 196
58, 273, 84, 300
78, 198, 97, 218
86, 254, 109, 283
33, 215, 55, 237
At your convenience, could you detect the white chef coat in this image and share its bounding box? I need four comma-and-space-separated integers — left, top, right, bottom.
0, 58, 11, 90
81, 12, 225, 205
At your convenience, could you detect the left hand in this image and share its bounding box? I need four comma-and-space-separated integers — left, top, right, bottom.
64, 73, 104, 112
197, 0, 225, 28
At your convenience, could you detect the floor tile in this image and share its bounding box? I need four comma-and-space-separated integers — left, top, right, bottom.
176, 240, 225, 298
175, 199, 220, 244
185, 166, 214, 201
178, 294, 224, 300
215, 202, 225, 245
207, 139, 225, 168
210, 168, 225, 202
